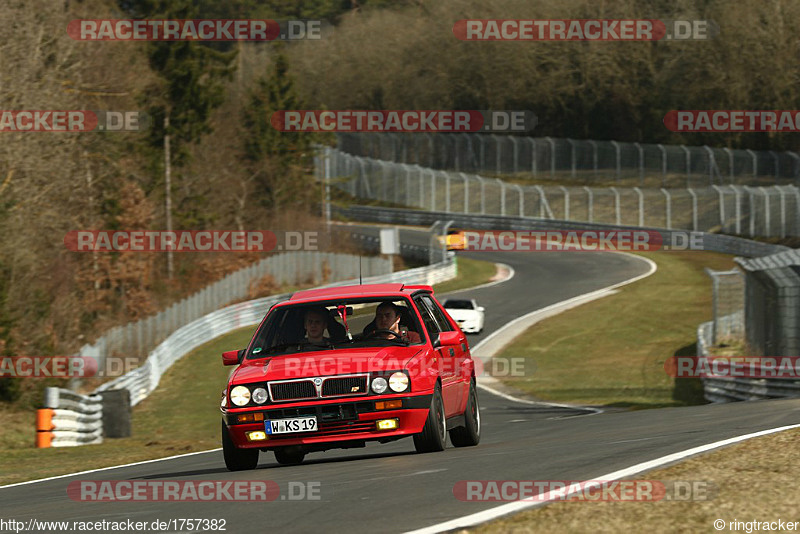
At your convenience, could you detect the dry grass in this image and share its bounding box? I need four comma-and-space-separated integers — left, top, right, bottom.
472, 428, 800, 533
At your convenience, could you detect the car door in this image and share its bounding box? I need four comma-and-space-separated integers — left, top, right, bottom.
416, 295, 463, 416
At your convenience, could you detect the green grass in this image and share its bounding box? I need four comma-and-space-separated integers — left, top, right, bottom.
497, 250, 736, 408
433, 256, 498, 295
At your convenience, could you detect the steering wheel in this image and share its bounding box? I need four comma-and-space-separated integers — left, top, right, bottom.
365, 328, 404, 340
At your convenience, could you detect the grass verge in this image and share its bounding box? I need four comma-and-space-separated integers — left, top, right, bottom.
0, 256, 498, 486
496, 250, 736, 408
434, 256, 499, 295
472, 427, 800, 533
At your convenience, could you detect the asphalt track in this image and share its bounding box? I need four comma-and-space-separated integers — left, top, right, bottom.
3, 245, 800, 534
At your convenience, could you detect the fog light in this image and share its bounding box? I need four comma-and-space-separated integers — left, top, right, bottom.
375, 419, 399, 431
246, 431, 267, 441
375, 400, 402, 410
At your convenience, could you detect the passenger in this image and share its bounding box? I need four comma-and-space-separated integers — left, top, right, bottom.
303, 307, 330, 345
374, 302, 421, 343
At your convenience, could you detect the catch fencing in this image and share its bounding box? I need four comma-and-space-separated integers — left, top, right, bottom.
323, 147, 800, 238
338, 132, 800, 188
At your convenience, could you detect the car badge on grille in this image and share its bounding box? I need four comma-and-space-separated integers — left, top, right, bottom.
314, 378, 323, 386
351, 386, 359, 392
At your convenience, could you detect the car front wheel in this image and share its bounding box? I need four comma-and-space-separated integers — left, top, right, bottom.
221, 420, 259, 471
449, 379, 481, 447
413, 384, 447, 453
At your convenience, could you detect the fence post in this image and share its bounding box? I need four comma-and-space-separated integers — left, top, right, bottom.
459, 172, 470, 213
746, 149, 757, 180
770, 151, 779, 180
744, 186, 756, 237
588, 140, 598, 177
559, 186, 570, 220
404, 164, 411, 206
634, 142, 644, 185
731, 185, 742, 235
429, 168, 436, 211
759, 187, 770, 237
545, 136, 555, 178
529, 137, 537, 177
633, 186, 644, 227
661, 188, 672, 229
712, 185, 726, 231
583, 186, 594, 223
444, 171, 451, 213
478, 175, 487, 214
510, 136, 519, 174
495, 178, 506, 216
611, 140, 621, 182
687, 188, 699, 231
493, 135, 502, 174
681, 145, 691, 187
723, 148, 734, 183
462, 133, 473, 172
704, 145, 715, 185
658, 144, 667, 186
610, 186, 621, 225
478, 134, 486, 172
775, 185, 786, 238
425, 133, 435, 168
567, 138, 576, 179
514, 184, 524, 216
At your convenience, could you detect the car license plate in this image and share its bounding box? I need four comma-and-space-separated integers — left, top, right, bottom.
264, 416, 318, 435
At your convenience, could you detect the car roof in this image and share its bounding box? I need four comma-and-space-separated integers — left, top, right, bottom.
288, 283, 433, 304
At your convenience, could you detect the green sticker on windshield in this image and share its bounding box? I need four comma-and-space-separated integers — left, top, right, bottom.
252, 347, 262, 354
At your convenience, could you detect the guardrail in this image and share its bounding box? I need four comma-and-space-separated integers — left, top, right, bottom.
37, 388, 103, 447
697, 322, 800, 402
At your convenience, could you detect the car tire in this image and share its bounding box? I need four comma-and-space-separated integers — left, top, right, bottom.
221, 420, 259, 471
449, 379, 481, 447
413, 384, 447, 453
274, 447, 306, 465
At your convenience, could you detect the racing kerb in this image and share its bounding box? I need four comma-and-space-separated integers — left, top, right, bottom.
42, 249, 455, 447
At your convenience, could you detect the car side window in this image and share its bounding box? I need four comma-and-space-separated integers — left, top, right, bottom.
422, 295, 455, 332
414, 296, 441, 339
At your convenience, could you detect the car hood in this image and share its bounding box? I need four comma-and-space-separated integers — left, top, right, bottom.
232, 346, 424, 383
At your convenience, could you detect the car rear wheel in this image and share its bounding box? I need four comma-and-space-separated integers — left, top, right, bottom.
413, 384, 447, 453
449, 379, 481, 447
221, 420, 259, 471
274, 447, 306, 465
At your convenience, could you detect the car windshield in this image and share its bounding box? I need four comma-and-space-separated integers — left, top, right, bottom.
246, 297, 425, 358
443, 300, 474, 310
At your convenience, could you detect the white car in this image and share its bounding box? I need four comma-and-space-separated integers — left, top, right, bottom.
442, 299, 485, 334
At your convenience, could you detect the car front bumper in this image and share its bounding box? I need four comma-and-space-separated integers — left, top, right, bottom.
223, 392, 433, 449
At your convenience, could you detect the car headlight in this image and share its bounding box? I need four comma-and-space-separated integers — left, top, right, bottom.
230, 386, 251, 407
371, 376, 388, 394
388, 372, 409, 393
252, 387, 268, 404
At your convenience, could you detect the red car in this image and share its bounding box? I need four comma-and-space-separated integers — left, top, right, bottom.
220, 283, 481, 469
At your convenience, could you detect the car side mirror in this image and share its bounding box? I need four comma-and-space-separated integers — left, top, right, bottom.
477, 306, 485, 312
222, 349, 245, 366
433, 331, 460, 348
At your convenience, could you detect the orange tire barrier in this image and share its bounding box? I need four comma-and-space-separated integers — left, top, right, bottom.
36, 408, 54, 448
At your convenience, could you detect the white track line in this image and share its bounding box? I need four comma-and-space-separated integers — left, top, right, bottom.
0, 448, 222, 490
472, 252, 657, 413
405, 423, 800, 534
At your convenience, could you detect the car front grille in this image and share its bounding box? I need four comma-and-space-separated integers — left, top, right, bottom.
322, 376, 368, 397
269, 380, 316, 401
268, 375, 369, 402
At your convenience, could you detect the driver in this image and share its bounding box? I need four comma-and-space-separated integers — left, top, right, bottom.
303, 307, 330, 345
374, 302, 421, 343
